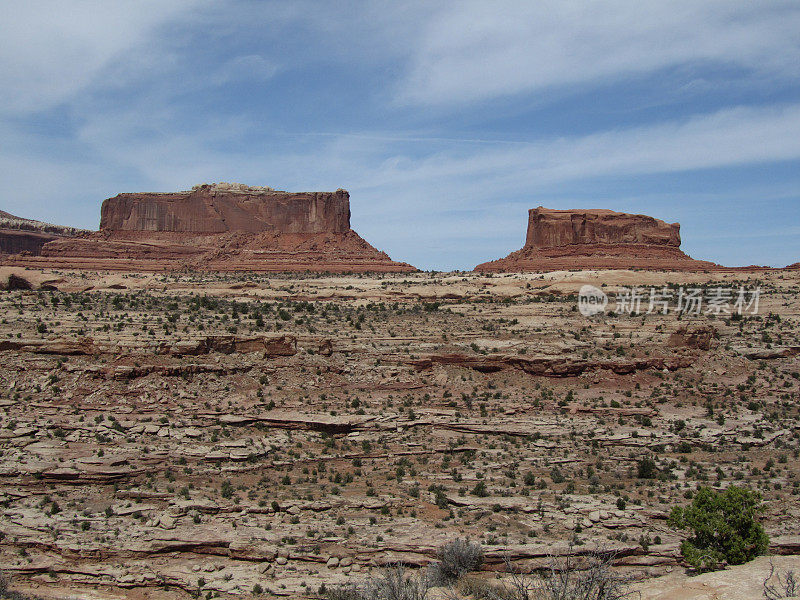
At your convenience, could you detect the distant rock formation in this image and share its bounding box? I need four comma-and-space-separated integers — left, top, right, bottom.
0, 210, 87, 256
6, 184, 414, 273
0, 230, 59, 255
475, 207, 719, 272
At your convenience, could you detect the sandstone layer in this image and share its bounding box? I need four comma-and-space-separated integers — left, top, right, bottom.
0, 210, 87, 256
3, 184, 414, 272
0, 230, 61, 255
475, 207, 719, 272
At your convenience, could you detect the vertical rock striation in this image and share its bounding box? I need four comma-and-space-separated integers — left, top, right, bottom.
524, 207, 681, 249
99, 185, 352, 234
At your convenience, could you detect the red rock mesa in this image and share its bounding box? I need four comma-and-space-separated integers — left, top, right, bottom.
475, 206, 719, 272
3, 183, 414, 272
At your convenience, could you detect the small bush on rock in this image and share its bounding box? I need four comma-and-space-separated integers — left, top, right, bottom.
325, 565, 429, 600
0, 572, 43, 600
466, 547, 634, 600
430, 538, 484, 584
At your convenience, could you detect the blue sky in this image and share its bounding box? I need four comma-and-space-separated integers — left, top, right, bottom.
1, 1, 799, 270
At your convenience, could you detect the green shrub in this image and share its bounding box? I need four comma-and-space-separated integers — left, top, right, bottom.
471, 481, 488, 497
668, 485, 768, 571
636, 456, 658, 479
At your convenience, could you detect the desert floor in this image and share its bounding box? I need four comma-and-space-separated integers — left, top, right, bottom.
0, 267, 798, 599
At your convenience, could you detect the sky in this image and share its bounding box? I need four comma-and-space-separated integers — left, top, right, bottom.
1, 1, 799, 271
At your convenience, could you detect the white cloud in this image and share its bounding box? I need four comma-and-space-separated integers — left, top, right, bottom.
0, 0, 199, 114
31, 101, 800, 218
337, 104, 800, 197
398, 0, 800, 105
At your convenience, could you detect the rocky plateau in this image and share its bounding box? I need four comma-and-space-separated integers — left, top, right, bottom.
0, 266, 797, 599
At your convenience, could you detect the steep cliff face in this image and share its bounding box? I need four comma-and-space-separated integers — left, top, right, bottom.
0, 230, 60, 255
0, 210, 86, 256
476, 207, 718, 272
525, 207, 681, 249
100, 185, 351, 234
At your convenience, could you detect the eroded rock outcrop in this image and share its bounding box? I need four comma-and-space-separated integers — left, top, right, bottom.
667, 325, 718, 350
0, 230, 60, 255
409, 352, 693, 377
3, 273, 33, 291
0, 334, 298, 359
4, 184, 414, 272
475, 207, 719, 272
0, 210, 87, 256
526, 206, 681, 248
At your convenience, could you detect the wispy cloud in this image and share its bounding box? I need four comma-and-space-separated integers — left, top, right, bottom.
339, 104, 800, 197
210, 55, 279, 86
398, 1, 800, 105
0, 0, 200, 115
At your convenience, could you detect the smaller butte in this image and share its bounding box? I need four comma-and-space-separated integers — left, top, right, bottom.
0, 210, 88, 256
475, 206, 720, 272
